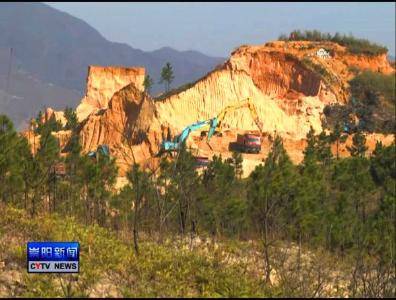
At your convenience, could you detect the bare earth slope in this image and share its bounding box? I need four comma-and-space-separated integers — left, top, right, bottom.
26, 41, 395, 177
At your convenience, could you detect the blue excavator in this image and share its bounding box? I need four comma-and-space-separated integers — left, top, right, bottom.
158, 98, 263, 155
160, 119, 214, 153
87, 144, 110, 160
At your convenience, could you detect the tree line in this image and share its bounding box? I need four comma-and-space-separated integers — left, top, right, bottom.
0, 110, 395, 297
33, 106, 78, 135
278, 29, 388, 56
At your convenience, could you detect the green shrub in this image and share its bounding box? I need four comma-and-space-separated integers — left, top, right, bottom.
324, 70, 395, 133
350, 70, 395, 105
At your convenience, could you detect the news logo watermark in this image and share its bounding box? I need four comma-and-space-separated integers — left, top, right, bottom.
27, 242, 80, 273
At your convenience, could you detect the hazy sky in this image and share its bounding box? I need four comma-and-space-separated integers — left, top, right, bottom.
46, 2, 395, 57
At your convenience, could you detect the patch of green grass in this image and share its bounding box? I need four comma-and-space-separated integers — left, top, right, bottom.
301, 57, 338, 89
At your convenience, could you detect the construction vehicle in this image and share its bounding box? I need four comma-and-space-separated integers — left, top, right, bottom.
343, 112, 360, 134
50, 162, 67, 178
343, 97, 361, 134
343, 121, 353, 134
217, 98, 263, 154
207, 98, 264, 138
194, 156, 210, 168
88, 144, 110, 160
158, 98, 264, 155
236, 133, 262, 153
159, 119, 213, 153
343, 118, 365, 134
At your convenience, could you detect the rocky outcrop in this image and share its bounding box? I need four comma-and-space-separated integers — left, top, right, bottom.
79, 82, 161, 175
76, 66, 145, 121
80, 82, 158, 150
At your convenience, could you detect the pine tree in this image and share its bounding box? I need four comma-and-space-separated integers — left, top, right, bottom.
159, 62, 175, 92
327, 162, 350, 253
18, 136, 35, 210
347, 130, 368, 157
201, 155, 245, 238
316, 130, 333, 165
37, 126, 60, 168
170, 142, 199, 236
92, 151, 118, 226
127, 163, 151, 255
143, 74, 154, 95
109, 185, 133, 233
247, 136, 297, 283
330, 122, 347, 160
0, 115, 17, 202
367, 142, 395, 296
152, 157, 179, 241
331, 155, 374, 256
44, 115, 63, 133
34, 111, 43, 134
25, 125, 61, 216
0, 115, 29, 204
64, 134, 84, 217
303, 126, 317, 163
291, 133, 328, 250
231, 151, 243, 178
64, 107, 78, 131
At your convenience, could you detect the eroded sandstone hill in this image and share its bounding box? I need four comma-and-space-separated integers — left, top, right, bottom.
75, 66, 145, 122
27, 41, 395, 177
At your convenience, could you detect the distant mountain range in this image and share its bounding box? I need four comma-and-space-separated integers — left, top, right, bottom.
0, 2, 225, 130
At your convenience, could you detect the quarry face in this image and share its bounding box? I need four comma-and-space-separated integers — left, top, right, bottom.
24, 41, 395, 178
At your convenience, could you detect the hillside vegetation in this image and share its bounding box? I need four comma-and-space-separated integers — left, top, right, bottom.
324, 70, 395, 133
1, 111, 395, 297
279, 30, 388, 56
0, 205, 268, 297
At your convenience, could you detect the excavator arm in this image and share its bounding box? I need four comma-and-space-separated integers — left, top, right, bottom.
175, 120, 212, 144
247, 101, 264, 133
207, 98, 263, 141
160, 119, 212, 153
158, 98, 264, 155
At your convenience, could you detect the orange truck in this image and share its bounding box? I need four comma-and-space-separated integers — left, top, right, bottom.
194, 156, 210, 168
236, 133, 262, 154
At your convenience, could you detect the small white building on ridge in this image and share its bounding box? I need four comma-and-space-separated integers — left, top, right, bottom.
316, 48, 331, 59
